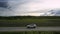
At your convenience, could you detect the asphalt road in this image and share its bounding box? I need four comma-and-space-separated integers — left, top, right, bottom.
0, 27, 60, 32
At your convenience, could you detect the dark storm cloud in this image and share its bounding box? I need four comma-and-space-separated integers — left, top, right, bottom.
0, 0, 8, 8
0, 0, 17, 16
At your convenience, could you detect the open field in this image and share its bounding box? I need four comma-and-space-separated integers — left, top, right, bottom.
0, 31, 60, 34
0, 19, 60, 27
0, 16, 60, 27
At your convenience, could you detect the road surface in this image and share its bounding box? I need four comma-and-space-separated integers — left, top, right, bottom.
0, 27, 60, 32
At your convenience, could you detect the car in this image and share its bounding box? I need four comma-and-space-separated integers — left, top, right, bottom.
26, 24, 37, 28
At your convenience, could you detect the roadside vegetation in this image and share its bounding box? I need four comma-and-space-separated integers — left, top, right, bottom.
0, 31, 60, 34
0, 16, 60, 27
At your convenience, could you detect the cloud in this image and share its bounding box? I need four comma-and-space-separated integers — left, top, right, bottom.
0, 0, 60, 16
0, 0, 8, 8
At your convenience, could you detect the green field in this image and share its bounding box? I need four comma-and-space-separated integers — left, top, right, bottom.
0, 16, 60, 27
0, 31, 60, 34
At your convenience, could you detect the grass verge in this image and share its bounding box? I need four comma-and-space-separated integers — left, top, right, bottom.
0, 31, 60, 34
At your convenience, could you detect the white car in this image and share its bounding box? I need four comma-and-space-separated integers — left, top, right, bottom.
26, 24, 37, 28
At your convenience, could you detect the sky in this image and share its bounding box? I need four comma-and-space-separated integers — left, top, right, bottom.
0, 0, 60, 16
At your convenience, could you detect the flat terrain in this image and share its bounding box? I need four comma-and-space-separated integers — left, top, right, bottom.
0, 16, 60, 27
0, 27, 60, 32
0, 19, 60, 27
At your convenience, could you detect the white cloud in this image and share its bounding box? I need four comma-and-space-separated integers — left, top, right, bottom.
12, 0, 60, 12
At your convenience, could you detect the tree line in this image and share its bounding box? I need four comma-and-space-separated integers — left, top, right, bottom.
0, 16, 60, 20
